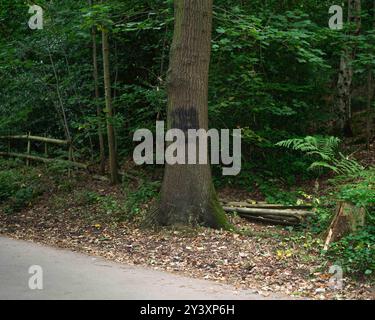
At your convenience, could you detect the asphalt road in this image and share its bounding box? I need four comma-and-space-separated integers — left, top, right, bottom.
0, 236, 288, 300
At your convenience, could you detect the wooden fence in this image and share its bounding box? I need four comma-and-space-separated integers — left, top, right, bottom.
0, 134, 88, 170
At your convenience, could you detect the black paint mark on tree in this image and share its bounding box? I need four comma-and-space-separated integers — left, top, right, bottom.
170, 107, 199, 133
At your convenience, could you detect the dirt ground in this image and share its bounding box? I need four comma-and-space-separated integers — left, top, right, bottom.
0, 174, 373, 300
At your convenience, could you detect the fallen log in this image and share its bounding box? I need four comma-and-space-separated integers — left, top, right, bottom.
229, 213, 300, 225
221, 200, 314, 210
222, 206, 312, 217
236, 214, 300, 226
223, 206, 313, 225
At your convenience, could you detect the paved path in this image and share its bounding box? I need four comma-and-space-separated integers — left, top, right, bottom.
0, 236, 288, 300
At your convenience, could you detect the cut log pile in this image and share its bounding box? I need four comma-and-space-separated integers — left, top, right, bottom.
221, 200, 314, 226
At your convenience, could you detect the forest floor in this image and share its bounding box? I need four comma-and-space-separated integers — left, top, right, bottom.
0, 167, 374, 300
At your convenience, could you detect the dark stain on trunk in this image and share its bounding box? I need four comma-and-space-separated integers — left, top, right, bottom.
170, 107, 199, 133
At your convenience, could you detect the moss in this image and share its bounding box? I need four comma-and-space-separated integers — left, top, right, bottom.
206, 183, 233, 231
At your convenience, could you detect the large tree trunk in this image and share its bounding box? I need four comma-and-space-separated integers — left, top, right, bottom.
90, 0, 106, 175
102, 28, 119, 184
153, 0, 229, 229
335, 0, 361, 135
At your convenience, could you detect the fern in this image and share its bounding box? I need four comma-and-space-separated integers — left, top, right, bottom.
276, 136, 363, 176
308, 161, 338, 173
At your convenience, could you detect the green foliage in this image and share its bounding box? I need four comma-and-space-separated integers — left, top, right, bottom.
0, 158, 24, 170
276, 136, 364, 175
1, 0, 373, 186
47, 161, 75, 176
327, 226, 375, 276
259, 183, 299, 205
276, 136, 340, 158
69, 180, 161, 222
100, 196, 126, 219
308, 206, 334, 234
5, 187, 37, 214
72, 190, 127, 222
311, 168, 375, 276
73, 190, 102, 206
124, 180, 161, 220
0, 170, 23, 202
0, 164, 44, 213
336, 169, 375, 209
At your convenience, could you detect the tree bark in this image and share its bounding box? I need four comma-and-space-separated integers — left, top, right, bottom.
154, 0, 229, 229
102, 27, 119, 184
90, 0, 106, 175
366, 0, 375, 149
335, 0, 361, 135
366, 66, 374, 149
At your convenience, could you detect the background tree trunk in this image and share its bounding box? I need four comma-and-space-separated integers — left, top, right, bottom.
335, 0, 361, 135
366, 0, 375, 149
102, 28, 119, 184
48, 48, 71, 142
366, 66, 374, 150
90, 0, 106, 175
154, 0, 229, 229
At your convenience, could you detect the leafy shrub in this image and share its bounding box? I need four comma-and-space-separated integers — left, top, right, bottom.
124, 180, 160, 221
327, 227, 375, 276
259, 183, 299, 205
100, 196, 126, 218
0, 165, 44, 213
321, 169, 375, 276
5, 186, 38, 214
308, 206, 334, 234
46, 160, 75, 177
73, 190, 102, 206
0, 170, 22, 202
336, 169, 375, 209
0, 158, 24, 170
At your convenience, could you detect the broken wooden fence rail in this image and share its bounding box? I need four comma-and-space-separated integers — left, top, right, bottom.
0, 135, 70, 146
0, 152, 88, 170
0, 134, 85, 171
